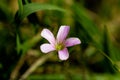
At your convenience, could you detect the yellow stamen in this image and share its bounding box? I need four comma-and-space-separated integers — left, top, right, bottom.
55, 43, 65, 51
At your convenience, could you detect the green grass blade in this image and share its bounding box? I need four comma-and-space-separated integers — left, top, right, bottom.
16, 34, 21, 54
72, 4, 102, 49
16, 3, 65, 24
18, 0, 23, 15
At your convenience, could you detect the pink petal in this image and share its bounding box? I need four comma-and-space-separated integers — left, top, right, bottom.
40, 43, 55, 53
41, 29, 55, 45
57, 26, 70, 43
65, 38, 81, 47
58, 48, 69, 60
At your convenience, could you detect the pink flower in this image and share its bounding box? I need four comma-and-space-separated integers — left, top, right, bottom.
40, 26, 81, 60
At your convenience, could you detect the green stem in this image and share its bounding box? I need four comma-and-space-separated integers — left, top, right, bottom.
19, 53, 54, 80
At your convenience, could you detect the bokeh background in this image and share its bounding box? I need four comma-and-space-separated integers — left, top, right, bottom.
0, 0, 120, 80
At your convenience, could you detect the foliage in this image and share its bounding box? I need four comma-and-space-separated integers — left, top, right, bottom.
0, 0, 120, 80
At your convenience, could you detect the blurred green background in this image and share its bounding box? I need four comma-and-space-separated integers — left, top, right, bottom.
0, 0, 120, 80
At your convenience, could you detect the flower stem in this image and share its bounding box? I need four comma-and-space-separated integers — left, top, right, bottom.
19, 53, 54, 80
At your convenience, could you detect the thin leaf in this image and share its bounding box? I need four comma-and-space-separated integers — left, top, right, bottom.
18, 0, 23, 15
73, 4, 102, 49
16, 34, 21, 54
21, 33, 41, 54
16, 3, 65, 24
73, 4, 120, 72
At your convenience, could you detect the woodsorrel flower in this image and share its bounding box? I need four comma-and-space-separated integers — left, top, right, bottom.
40, 26, 81, 60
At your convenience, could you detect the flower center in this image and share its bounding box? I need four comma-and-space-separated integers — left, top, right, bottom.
55, 43, 65, 51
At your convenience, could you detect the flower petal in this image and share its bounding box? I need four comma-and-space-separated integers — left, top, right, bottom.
40, 43, 55, 53
65, 38, 81, 47
58, 48, 69, 60
41, 29, 55, 45
57, 26, 70, 43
